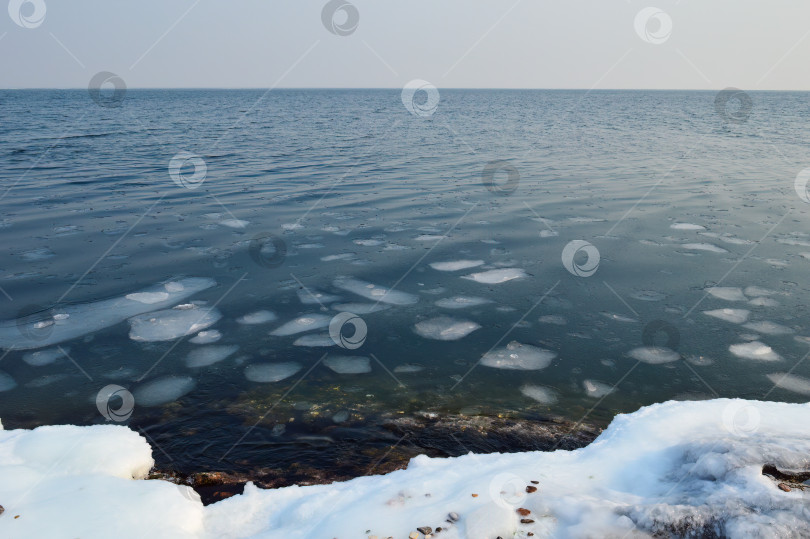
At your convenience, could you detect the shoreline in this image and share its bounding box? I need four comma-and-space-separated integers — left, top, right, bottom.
148, 412, 603, 505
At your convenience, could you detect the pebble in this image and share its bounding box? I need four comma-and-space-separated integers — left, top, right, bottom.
448, 512, 460, 522
517, 508, 531, 516
778, 483, 791, 492
520, 518, 535, 524
409, 533, 419, 539
0, 505, 3, 515
417, 527, 432, 535
526, 485, 538, 493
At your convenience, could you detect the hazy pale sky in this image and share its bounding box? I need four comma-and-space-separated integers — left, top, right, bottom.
2, 0, 809, 90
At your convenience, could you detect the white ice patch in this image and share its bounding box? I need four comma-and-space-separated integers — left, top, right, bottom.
0, 277, 216, 350
270, 314, 332, 336
520, 384, 558, 404
435, 296, 493, 309
128, 306, 222, 342
583, 379, 615, 398
481, 341, 556, 370
627, 346, 680, 364
297, 289, 341, 305
429, 260, 484, 272
682, 243, 728, 253
729, 341, 782, 361
630, 290, 666, 302
333, 277, 418, 305
670, 223, 706, 230
133, 375, 196, 406
703, 308, 750, 324
189, 330, 222, 344
293, 333, 335, 347
742, 321, 794, 335
331, 303, 390, 314
707, 287, 747, 301
600, 312, 638, 323
538, 315, 567, 325
744, 286, 776, 297
324, 356, 372, 374
749, 297, 779, 307
413, 317, 481, 341
22, 346, 69, 367
461, 268, 527, 284
236, 310, 277, 325
220, 219, 249, 229
184, 345, 239, 368
393, 363, 424, 373
766, 372, 810, 395
244, 362, 302, 383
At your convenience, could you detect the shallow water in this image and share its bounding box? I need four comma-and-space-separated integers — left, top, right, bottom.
2, 89, 810, 477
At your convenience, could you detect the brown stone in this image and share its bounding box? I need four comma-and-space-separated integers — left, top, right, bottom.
778, 483, 791, 492
526, 485, 538, 493
520, 518, 535, 524
517, 508, 531, 516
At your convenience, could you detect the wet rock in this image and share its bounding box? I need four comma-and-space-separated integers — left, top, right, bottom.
517, 508, 531, 516
520, 518, 535, 524
778, 483, 792, 492
417, 527, 432, 535
526, 485, 537, 493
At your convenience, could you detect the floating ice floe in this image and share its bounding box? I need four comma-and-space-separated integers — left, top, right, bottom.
670, 223, 706, 230
333, 277, 418, 305
729, 341, 782, 361
520, 384, 558, 404
681, 243, 728, 253
0, 277, 216, 350
461, 268, 527, 284
627, 346, 680, 364
270, 314, 332, 336
353, 238, 386, 246
413, 317, 481, 341
21, 248, 56, 261
220, 219, 249, 229
245, 362, 302, 383
330, 303, 390, 314
749, 297, 779, 307
429, 260, 484, 272
583, 379, 614, 398
129, 306, 222, 342
133, 375, 196, 406
600, 312, 638, 323
393, 363, 424, 373
321, 253, 356, 262
184, 345, 239, 368
538, 315, 567, 325
189, 330, 222, 344
22, 346, 69, 367
703, 308, 750, 324
323, 356, 371, 374
0, 371, 16, 391
293, 333, 335, 347
629, 290, 666, 302
125, 292, 170, 304
766, 372, 810, 395
435, 296, 493, 309
297, 289, 341, 305
236, 310, 277, 325
742, 321, 794, 335
707, 287, 747, 301
481, 341, 556, 370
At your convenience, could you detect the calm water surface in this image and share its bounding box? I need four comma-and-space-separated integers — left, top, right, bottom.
1, 89, 809, 478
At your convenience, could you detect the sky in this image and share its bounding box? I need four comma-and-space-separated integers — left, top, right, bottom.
1, 0, 809, 90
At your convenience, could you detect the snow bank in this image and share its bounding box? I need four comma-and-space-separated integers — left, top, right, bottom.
2, 399, 810, 538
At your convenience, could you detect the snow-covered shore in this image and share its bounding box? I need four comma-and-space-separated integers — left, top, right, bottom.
1, 399, 809, 538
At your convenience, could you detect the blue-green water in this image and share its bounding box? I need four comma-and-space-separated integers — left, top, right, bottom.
1, 89, 810, 478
